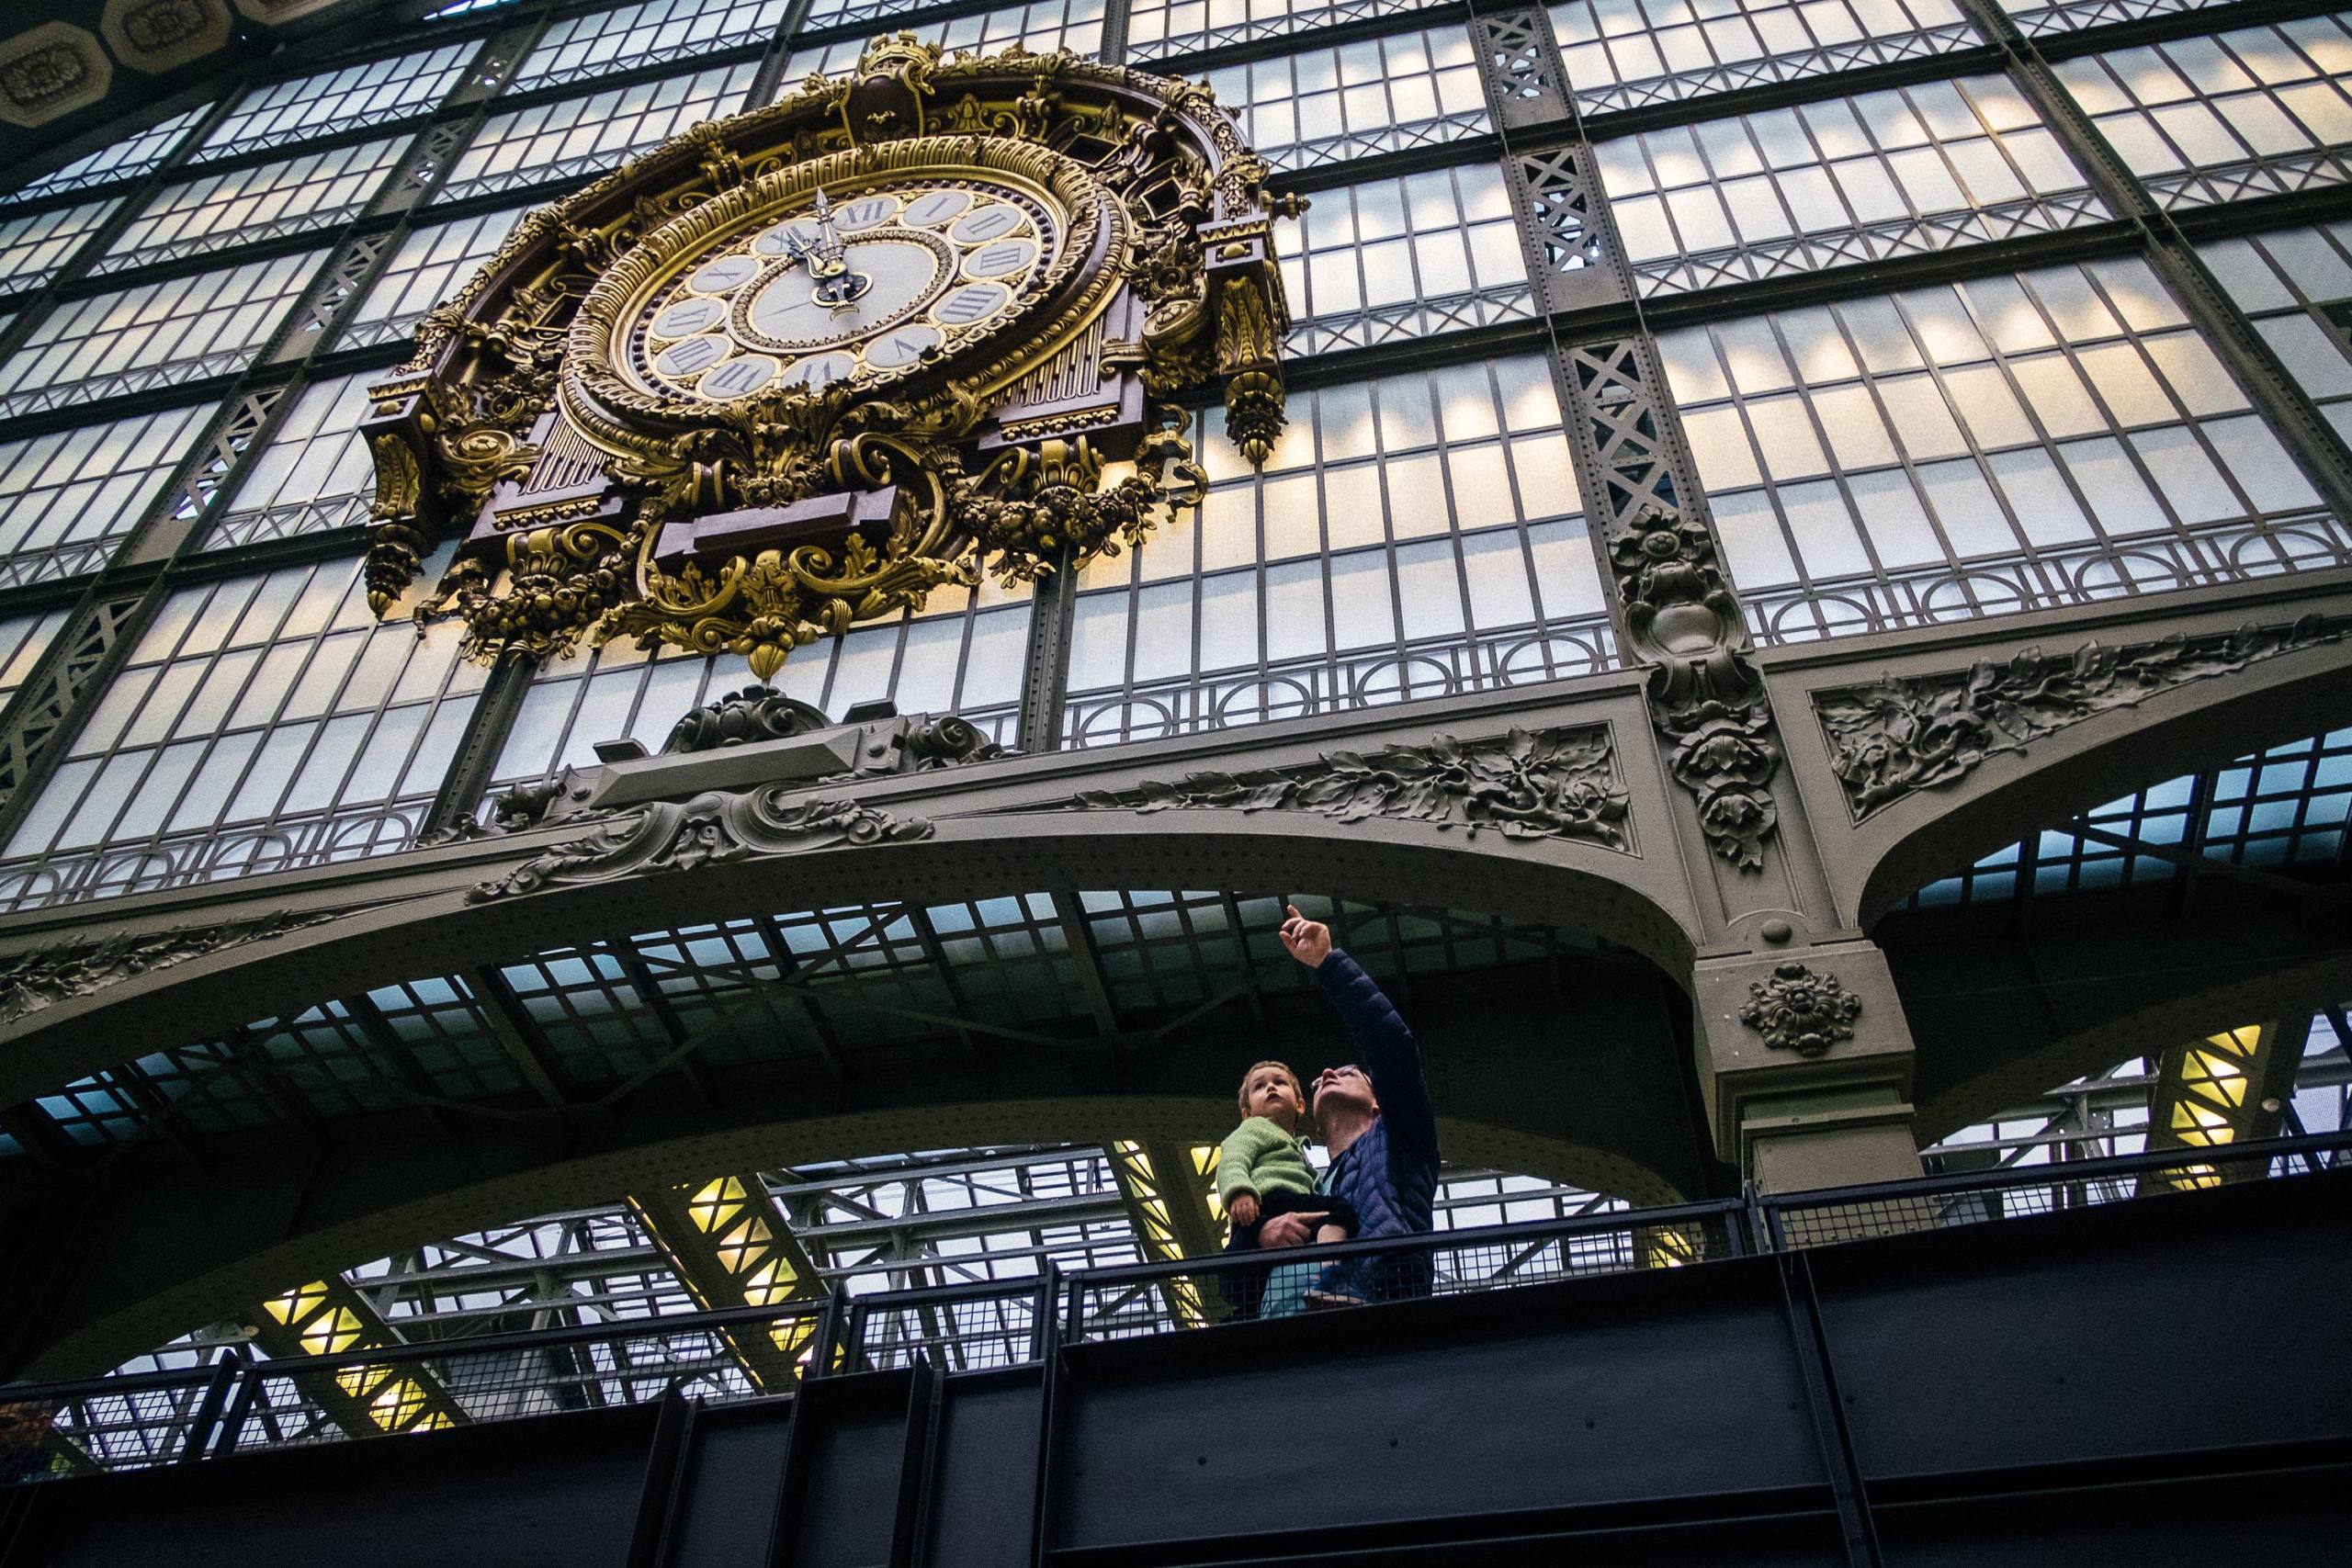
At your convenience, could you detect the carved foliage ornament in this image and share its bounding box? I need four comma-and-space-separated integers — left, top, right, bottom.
1738, 961, 1861, 1058
1815, 615, 2352, 819
470, 789, 933, 901
363, 37, 1298, 680
0, 909, 343, 1025
1064, 727, 1634, 850
1572, 335, 1782, 872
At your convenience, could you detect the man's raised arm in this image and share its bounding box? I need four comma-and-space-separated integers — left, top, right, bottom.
1276, 906, 1438, 1160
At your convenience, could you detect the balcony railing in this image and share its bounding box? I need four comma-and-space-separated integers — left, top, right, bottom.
4, 1130, 2345, 1486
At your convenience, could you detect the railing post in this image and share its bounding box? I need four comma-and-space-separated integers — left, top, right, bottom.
1028, 1263, 1066, 1568
841, 1300, 871, 1376
887, 1354, 942, 1568
808, 1286, 851, 1381
174, 1352, 243, 1466
1774, 1252, 1882, 1568
1741, 1180, 1776, 1258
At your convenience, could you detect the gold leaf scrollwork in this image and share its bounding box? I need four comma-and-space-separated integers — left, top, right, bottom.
360, 42, 1296, 676
420, 517, 635, 666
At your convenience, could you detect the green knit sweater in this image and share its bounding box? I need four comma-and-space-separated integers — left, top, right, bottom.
1216, 1116, 1319, 1205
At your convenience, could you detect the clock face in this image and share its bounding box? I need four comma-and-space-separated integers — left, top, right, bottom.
623, 175, 1061, 404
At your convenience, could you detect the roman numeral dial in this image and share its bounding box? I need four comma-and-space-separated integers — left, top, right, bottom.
626, 175, 1058, 405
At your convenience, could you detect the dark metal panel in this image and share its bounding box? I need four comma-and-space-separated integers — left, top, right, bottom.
786, 1378, 913, 1568
924, 1374, 1045, 1568
668, 1402, 798, 1568
1875, 1460, 2352, 1568
1811, 1174, 2352, 1481
1052, 1267, 1822, 1553
20, 1404, 660, 1568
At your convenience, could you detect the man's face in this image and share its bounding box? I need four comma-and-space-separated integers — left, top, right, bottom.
1312, 1064, 1377, 1119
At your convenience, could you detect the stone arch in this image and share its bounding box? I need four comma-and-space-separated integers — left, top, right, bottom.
0, 805, 1704, 1107
1775, 612, 2352, 930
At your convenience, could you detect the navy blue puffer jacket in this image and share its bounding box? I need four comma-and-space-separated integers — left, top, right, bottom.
1315, 948, 1439, 1298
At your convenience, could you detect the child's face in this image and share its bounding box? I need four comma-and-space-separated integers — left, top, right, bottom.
1243, 1066, 1303, 1126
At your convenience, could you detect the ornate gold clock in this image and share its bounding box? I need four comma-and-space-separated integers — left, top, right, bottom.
362, 37, 1298, 682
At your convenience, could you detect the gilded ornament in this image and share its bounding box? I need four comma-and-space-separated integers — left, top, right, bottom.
360, 44, 1296, 674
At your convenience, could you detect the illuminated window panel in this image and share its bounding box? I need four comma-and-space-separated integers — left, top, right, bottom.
483, 581, 1031, 798
1657, 261, 2352, 645
782, 1, 1106, 78
1911, 727, 2352, 906
96, 139, 411, 274
341, 205, 532, 350
2055, 18, 2352, 209
0, 249, 328, 417
1547, 0, 1977, 118
1062, 355, 1615, 750
0, 403, 214, 587
514, 0, 789, 88
438, 62, 759, 201
0, 556, 488, 913
1280, 163, 1534, 355
195, 45, 476, 159
1125, 0, 1451, 65
1596, 76, 2105, 297
207, 373, 380, 548
2201, 223, 2352, 448
1200, 28, 1488, 172
0, 608, 70, 709
3, 104, 209, 203
0, 196, 120, 294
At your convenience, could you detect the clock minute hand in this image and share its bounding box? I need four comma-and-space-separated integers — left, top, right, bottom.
800, 188, 868, 311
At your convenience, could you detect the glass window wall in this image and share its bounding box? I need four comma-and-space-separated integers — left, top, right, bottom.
514, 0, 790, 89
1549, 0, 1977, 117
1126, 0, 1450, 63
1596, 76, 2104, 296
1658, 260, 2352, 643
2056, 18, 2352, 209
0, 555, 486, 912
0, 403, 214, 587
1282, 162, 1534, 355
194, 45, 476, 159
0, 197, 120, 294
0, 249, 328, 416
97, 138, 412, 273
781, 0, 1106, 77
1063, 355, 1613, 748
341, 204, 532, 350
485, 580, 1031, 799
206, 372, 381, 548
1201, 28, 1488, 171
3, 104, 209, 204
2200, 222, 2352, 446
437, 62, 760, 201
0, 609, 71, 711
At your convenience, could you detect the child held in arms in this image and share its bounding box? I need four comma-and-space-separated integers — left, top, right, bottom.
1216, 1056, 1365, 1314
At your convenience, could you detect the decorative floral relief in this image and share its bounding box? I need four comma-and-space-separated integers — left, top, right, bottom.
1062, 728, 1633, 849
1738, 961, 1861, 1057
471, 791, 932, 901
0, 909, 343, 1025
1815, 615, 2350, 819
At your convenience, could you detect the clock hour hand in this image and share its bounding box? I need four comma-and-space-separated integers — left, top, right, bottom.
790, 188, 866, 312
